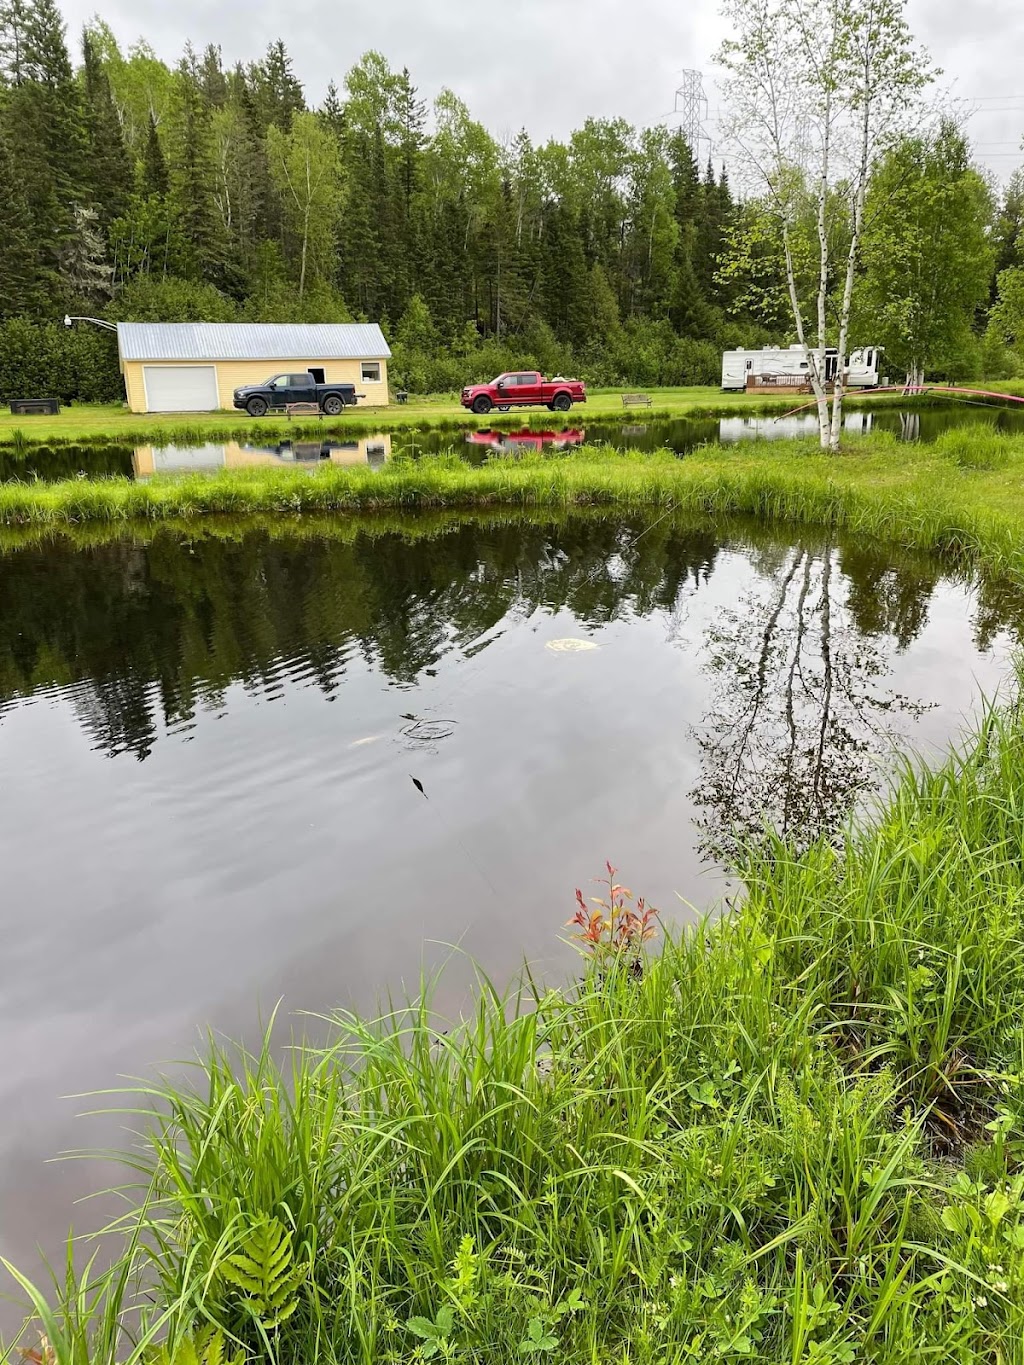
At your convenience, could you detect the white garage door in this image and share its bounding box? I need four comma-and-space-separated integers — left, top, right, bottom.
143, 365, 219, 412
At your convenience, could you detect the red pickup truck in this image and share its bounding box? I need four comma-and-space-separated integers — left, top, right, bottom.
460, 371, 587, 415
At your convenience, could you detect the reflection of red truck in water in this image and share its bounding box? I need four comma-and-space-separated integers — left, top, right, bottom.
460, 372, 587, 415
464, 429, 586, 454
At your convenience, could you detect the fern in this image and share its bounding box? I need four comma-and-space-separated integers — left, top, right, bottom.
219, 1217, 308, 1330
147, 1325, 245, 1365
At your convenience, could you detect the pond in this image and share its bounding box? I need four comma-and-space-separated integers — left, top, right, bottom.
0, 510, 1021, 1303
4, 402, 1024, 480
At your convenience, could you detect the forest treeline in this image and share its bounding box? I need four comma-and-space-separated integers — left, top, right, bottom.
2, 0, 1024, 401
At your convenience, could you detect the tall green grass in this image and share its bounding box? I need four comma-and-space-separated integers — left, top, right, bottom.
7, 687, 1024, 1363
3, 431, 1024, 582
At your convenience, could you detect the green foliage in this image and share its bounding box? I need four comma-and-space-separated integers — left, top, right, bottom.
0, 319, 121, 403
147, 1326, 246, 1365
933, 422, 1013, 471
406, 1305, 455, 1359
266, 111, 342, 300
107, 276, 238, 323
0, 13, 743, 393
857, 121, 994, 382
992, 264, 1024, 351
218, 1217, 307, 1330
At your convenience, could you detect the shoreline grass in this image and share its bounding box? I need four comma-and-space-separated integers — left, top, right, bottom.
2, 385, 1017, 448
3, 427, 1024, 582
7, 683, 1024, 1362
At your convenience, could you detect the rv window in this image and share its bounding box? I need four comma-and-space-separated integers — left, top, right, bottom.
745, 360, 753, 370
800, 362, 808, 369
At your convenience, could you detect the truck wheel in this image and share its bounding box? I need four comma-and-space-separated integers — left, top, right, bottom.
246, 396, 268, 417
552, 393, 572, 412
321, 394, 345, 416
472, 395, 493, 415
498, 405, 511, 413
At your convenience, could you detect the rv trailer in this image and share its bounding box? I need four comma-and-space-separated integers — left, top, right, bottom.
721, 345, 882, 392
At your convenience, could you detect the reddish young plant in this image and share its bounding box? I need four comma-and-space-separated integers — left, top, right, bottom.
566, 862, 659, 968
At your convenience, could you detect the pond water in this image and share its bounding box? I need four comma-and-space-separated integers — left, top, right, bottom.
5, 402, 1024, 481
0, 510, 1022, 1304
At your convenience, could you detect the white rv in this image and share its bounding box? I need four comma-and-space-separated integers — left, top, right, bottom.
721, 344, 882, 391
846, 347, 884, 388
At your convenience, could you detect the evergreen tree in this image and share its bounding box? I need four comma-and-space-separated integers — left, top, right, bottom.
22, 0, 86, 197
141, 110, 168, 196
0, 0, 31, 83
0, 109, 43, 316
695, 159, 730, 304
247, 39, 304, 133
198, 43, 227, 108
60, 203, 112, 304
165, 52, 230, 287
0, 0, 87, 308
81, 30, 131, 228
320, 80, 344, 137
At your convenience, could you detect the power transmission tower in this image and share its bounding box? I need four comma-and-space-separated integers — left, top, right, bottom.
673, 70, 711, 163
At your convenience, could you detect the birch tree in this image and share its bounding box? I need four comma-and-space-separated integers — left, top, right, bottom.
267, 111, 342, 301
717, 0, 931, 450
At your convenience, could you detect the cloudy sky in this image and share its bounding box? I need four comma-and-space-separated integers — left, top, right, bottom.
60, 0, 1024, 181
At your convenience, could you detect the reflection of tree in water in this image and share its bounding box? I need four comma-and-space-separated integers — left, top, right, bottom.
0, 517, 722, 760
692, 539, 934, 862
1, 515, 1022, 766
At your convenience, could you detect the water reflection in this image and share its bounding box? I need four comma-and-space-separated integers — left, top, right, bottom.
693, 538, 932, 858
133, 436, 392, 477
4, 404, 1024, 482
0, 515, 1018, 773
463, 428, 586, 455
0, 512, 1020, 1294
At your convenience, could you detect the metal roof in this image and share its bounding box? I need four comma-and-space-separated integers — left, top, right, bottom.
117, 322, 391, 363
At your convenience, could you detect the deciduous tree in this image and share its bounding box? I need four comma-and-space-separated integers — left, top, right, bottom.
718, 0, 931, 448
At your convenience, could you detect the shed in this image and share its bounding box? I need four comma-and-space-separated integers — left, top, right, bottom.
117, 322, 392, 414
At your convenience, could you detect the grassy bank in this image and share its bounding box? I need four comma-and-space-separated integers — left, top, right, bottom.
3, 385, 1009, 448
4, 426, 1024, 581
7, 682, 1024, 1363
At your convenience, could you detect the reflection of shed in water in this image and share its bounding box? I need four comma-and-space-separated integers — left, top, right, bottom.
133, 435, 392, 477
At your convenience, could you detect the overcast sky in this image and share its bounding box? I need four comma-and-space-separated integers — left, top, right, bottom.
60, 0, 1024, 182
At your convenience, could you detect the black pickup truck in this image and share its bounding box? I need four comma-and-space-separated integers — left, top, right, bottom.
232, 372, 363, 417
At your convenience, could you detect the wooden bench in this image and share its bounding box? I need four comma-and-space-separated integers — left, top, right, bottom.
621, 393, 653, 408
285, 402, 322, 420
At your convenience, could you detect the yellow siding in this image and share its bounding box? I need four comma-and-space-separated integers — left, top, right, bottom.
132, 436, 392, 477
122, 357, 390, 413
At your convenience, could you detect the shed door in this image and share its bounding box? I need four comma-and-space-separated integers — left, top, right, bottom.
142, 365, 219, 412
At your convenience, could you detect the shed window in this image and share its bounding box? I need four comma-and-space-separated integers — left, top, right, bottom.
361, 362, 381, 382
